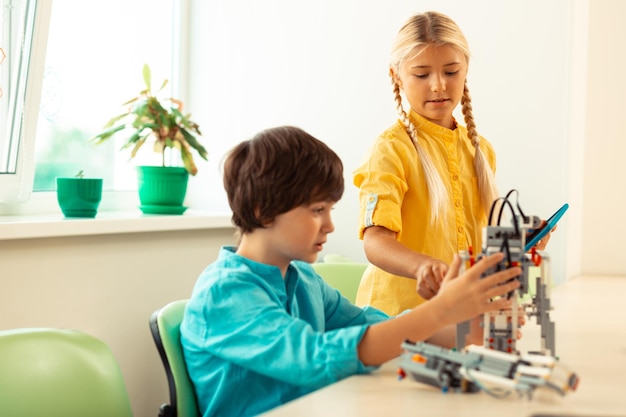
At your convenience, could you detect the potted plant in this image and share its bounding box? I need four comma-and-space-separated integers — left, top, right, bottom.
91, 64, 208, 215
56, 170, 103, 218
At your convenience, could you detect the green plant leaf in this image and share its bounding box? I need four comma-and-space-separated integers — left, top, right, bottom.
157, 78, 168, 93
142, 64, 152, 92
103, 113, 130, 129
91, 64, 207, 175
180, 145, 198, 176
119, 131, 141, 150
90, 124, 127, 143
121, 97, 139, 106
130, 135, 149, 158
180, 129, 208, 160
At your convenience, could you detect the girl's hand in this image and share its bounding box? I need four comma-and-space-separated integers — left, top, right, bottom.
466, 315, 484, 345
415, 258, 448, 300
534, 222, 557, 251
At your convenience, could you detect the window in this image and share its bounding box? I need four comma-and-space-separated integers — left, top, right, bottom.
0, 0, 51, 203
34, 0, 179, 191
0, 0, 184, 213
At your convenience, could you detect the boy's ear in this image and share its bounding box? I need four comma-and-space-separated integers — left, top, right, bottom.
254, 207, 273, 227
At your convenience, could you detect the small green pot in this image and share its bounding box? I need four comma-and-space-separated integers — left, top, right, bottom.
136, 166, 188, 214
56, 177, 103, 218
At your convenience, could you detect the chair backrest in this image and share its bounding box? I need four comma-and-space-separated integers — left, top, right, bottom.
150, 299, 200, 417
312, 261, 367, 304
0, 327, 133, 417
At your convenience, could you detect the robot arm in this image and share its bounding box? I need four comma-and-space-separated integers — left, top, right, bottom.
398, 341, 579, 399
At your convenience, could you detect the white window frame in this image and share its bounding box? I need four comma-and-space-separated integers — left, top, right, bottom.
0, 0, 191, 216
0, 0, 51, 204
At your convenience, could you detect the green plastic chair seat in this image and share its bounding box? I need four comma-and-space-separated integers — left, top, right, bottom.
312, 261, 367, 304
0, 327, 133, 417
150, 299, 200, 417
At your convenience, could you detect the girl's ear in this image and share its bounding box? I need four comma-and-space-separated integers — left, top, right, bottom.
389, 67, 402, 89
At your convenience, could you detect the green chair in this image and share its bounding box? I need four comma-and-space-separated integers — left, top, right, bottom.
312, 260, 367, 304
0, 327, 133, 417
150, 299, 200, 417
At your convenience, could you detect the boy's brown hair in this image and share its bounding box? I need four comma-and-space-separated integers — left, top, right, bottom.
223, 126, 344, 234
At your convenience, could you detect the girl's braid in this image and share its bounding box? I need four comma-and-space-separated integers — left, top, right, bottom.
392, 76, 448, 223
461, 82, 479, 147
461, 81, 499, 217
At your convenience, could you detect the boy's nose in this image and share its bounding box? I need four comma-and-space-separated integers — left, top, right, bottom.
323, 216, 335, 234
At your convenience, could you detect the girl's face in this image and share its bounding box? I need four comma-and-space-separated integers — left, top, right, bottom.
393, 43, 468, 129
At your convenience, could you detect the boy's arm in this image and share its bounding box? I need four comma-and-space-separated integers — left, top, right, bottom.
357, 253, 521, 366
186, 275, 378, 389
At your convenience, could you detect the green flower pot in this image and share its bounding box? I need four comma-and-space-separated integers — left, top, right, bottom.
56, 177, 103, 218
136, 166, 188, 215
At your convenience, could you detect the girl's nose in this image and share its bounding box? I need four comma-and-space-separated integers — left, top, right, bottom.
431, 75, 446, 92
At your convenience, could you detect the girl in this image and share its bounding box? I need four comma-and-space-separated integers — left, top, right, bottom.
353, 11, 547, 315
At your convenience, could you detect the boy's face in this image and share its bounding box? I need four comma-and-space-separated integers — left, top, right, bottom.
264, 200, 336, 268
393, 43, 468, 129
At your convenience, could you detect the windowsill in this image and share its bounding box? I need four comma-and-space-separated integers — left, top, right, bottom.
0, 209, 234, 240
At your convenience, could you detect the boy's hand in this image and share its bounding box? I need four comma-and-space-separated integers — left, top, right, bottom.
415, 257, 448, 300
434, 252, 521, 327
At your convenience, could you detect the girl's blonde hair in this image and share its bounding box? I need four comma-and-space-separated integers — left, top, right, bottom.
389, 11, 498, 223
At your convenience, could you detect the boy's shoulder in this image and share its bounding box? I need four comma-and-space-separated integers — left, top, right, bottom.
291, 259, 315, 273
204, 247, 320, 286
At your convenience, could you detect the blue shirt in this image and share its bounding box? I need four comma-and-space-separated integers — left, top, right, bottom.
180, 246, 389, 417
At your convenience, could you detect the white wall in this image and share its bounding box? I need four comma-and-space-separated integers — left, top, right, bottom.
186, 0, 579, 283
581, 0, 626, 274
0, 229, 236, 417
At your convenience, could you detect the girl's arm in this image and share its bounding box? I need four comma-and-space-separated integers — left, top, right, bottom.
363, 225, 448, 299
357, 253, 521, 366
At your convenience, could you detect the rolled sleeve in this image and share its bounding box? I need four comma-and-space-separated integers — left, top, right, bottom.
353, 137, 413, 239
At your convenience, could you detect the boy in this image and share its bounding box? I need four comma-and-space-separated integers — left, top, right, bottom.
180, 126, 520, 417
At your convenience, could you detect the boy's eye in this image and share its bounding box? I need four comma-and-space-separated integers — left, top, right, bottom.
308, 200, 336, 214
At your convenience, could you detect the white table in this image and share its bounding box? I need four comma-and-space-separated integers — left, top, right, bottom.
264, 276, 626, 416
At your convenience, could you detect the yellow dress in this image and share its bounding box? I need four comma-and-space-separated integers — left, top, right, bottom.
353, 111, 496, 315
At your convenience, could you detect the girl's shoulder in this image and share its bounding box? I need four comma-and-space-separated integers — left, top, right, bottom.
369, 121, 414, 152
380, 120, 411, 142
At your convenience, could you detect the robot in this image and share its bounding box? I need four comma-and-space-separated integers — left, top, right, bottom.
397, 341, 579, 398
455, 190, 557, 356
398, 190, 577, 397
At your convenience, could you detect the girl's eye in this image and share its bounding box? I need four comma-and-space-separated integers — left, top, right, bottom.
445, 70, 459, 76
414, 74, 428, 79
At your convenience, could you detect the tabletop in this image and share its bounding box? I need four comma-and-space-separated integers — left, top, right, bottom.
263, 276, 626, 417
